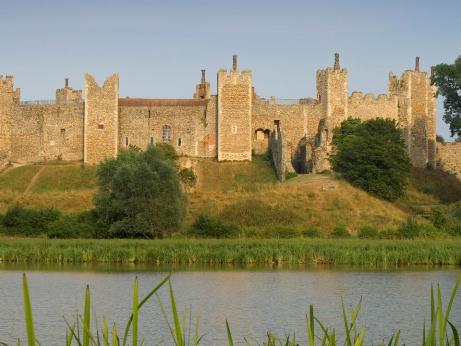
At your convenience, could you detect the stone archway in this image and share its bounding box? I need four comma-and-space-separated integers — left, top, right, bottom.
253, 128, 271, 155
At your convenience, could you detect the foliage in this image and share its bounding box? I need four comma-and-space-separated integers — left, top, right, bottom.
264, 226, 301, 238
178, 168, 197, 189
431, 56, 461, 137
407, 168, 461, 204
2, 204, 61, 236
398, 218, 423, 239
13, 273, 461, 346
331, 118, 411, 201
302, 227, 321, 238
285, 171, 298, 180
46, 211, 106, 239
330, 225, 351, 238
1, 238, 461, 265
357, 225, 379, 239
94, 145, 187, 238
189, 214, 239, 238
436, 134, 445, 144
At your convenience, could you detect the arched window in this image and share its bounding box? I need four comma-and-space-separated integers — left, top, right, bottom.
162, 125, 171, 142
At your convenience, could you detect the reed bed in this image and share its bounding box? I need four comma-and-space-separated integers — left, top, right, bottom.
0, 238, 460, 265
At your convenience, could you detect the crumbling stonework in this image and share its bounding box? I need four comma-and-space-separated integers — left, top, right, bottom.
0, 54, 441, 177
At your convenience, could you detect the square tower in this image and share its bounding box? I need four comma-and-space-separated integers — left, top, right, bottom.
84, 73, 119, 164
217, 55, 253, 161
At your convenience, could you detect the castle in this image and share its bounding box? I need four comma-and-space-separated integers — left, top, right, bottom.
0, 54, 442, 179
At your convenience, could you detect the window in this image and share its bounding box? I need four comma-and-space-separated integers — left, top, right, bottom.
231, 125, 237, 134
98, 123, 104, 130
274, 120, 280, 128
125, 136, 129, 146
150, 136, 154, 145
162, 125, 171, 142
178, 138, 182, 146
60, 128, 66, 139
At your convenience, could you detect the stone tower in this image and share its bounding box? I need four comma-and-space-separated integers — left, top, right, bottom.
217, 55, 253, 161
56, 78, 82, 104
388, 57, 436, 167
0, 75, 20, 161
84, 73, 119, 164
313, 53, 348, 171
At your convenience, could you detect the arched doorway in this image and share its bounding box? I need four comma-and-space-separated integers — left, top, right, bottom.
253, 128, 270, 155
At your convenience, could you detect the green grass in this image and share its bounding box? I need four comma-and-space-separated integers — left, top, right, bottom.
0, 166, 41, 192
0, 238, 460, 265
12, 273, 461, 346
31, 165, 97, 193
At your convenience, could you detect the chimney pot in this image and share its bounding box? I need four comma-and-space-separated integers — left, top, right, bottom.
415, 57, 420, 72
232, 54, 238, 71
65, 78, 69, 88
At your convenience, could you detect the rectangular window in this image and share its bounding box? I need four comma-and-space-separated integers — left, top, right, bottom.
150, 137, 154, 145
178, 138, 182, 146
98, 123, 104, 129
231, 125, 237, 134
125, 136, 129, 146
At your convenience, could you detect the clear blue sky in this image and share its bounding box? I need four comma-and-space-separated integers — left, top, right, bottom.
1, 0, 460, 139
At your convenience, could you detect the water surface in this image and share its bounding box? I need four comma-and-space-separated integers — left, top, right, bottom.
0, 264, 460, 345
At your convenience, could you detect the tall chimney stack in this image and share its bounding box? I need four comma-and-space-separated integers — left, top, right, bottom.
232, 54, 238, 71
415, 56, 420, 72
201, 69, 206, 84
65, 78, 69, 88
334, 53, 340, 71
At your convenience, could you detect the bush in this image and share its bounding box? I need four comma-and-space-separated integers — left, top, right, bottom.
331, 118, 411, 201
94, 144, 187, 238
378, 228, 399, 239
285, 171, 298, 180
3, 204, 61, 236
302, 227, 321, 238
330, 225, 351, 238
398, 218, 420, 239
358, 225, 379, 239
189, 214, 239, 238
430, 208, 447, 229
46, 211, 107, 239
178, 168, 197, 189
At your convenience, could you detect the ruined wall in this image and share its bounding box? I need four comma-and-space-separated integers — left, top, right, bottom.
10, 104, 84, 162
56, 87, 82, 104
217, 62, 252, 161
437, 142, 461, 180
118, 98, 215, 157
84, 74, 119, 164
347, 92, 398, 121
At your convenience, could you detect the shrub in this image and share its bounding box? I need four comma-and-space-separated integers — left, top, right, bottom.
430, 208, 447, 229
302, 227, 321, 238
378, 228, 399, 239
331, 118, 411, 201
178, 168, 197, 188
358, 225, 379, 238
46, 211, 107, 239
398, 218, 420, 239
3, 204, 61, 236
330, 225, 351, 238
94, 145, 187, 238
189, 214, 239, 238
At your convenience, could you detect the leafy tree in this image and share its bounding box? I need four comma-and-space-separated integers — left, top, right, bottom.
330, 118, 411, 201
431, 56, 461, 137
94, 144, 187, 238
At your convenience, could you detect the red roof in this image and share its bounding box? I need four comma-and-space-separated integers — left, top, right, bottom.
119, 98, 208, 107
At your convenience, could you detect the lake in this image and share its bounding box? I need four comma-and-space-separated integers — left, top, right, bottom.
0, 264, 460, 345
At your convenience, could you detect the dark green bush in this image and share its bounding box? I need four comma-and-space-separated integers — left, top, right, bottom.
46, 211, 107, 239
330, 225, 351, 238
189, 214, 239, 238
302, 227, 321, 238
358, 225, 379, 239
178, 168, 197, 188
331, 118, 411, 201
285, 171, 298, 180
3, 204, 61, 236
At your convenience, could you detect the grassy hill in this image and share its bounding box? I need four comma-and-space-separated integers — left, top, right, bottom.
0, 156, 460, 232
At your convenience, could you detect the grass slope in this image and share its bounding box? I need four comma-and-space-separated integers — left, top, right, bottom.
0, 157, 460, 232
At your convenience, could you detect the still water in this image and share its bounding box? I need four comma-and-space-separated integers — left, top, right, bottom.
0, 264, 460, 345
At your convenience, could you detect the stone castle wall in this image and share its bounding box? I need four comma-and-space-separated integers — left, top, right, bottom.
348, 92, 399, 121
437, 142, 461, 180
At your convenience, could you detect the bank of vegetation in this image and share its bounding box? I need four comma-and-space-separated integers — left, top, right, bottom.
7, 273, 461, 345
0, 238, 460, 265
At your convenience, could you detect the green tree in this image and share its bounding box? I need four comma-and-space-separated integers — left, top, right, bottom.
94, 144, 187, 238
330, 118, 411, 201
431, 56, 461, 137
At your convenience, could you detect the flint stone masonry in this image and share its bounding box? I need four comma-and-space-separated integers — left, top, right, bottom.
0, 54, 442, 177
437, 142, 461, 180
